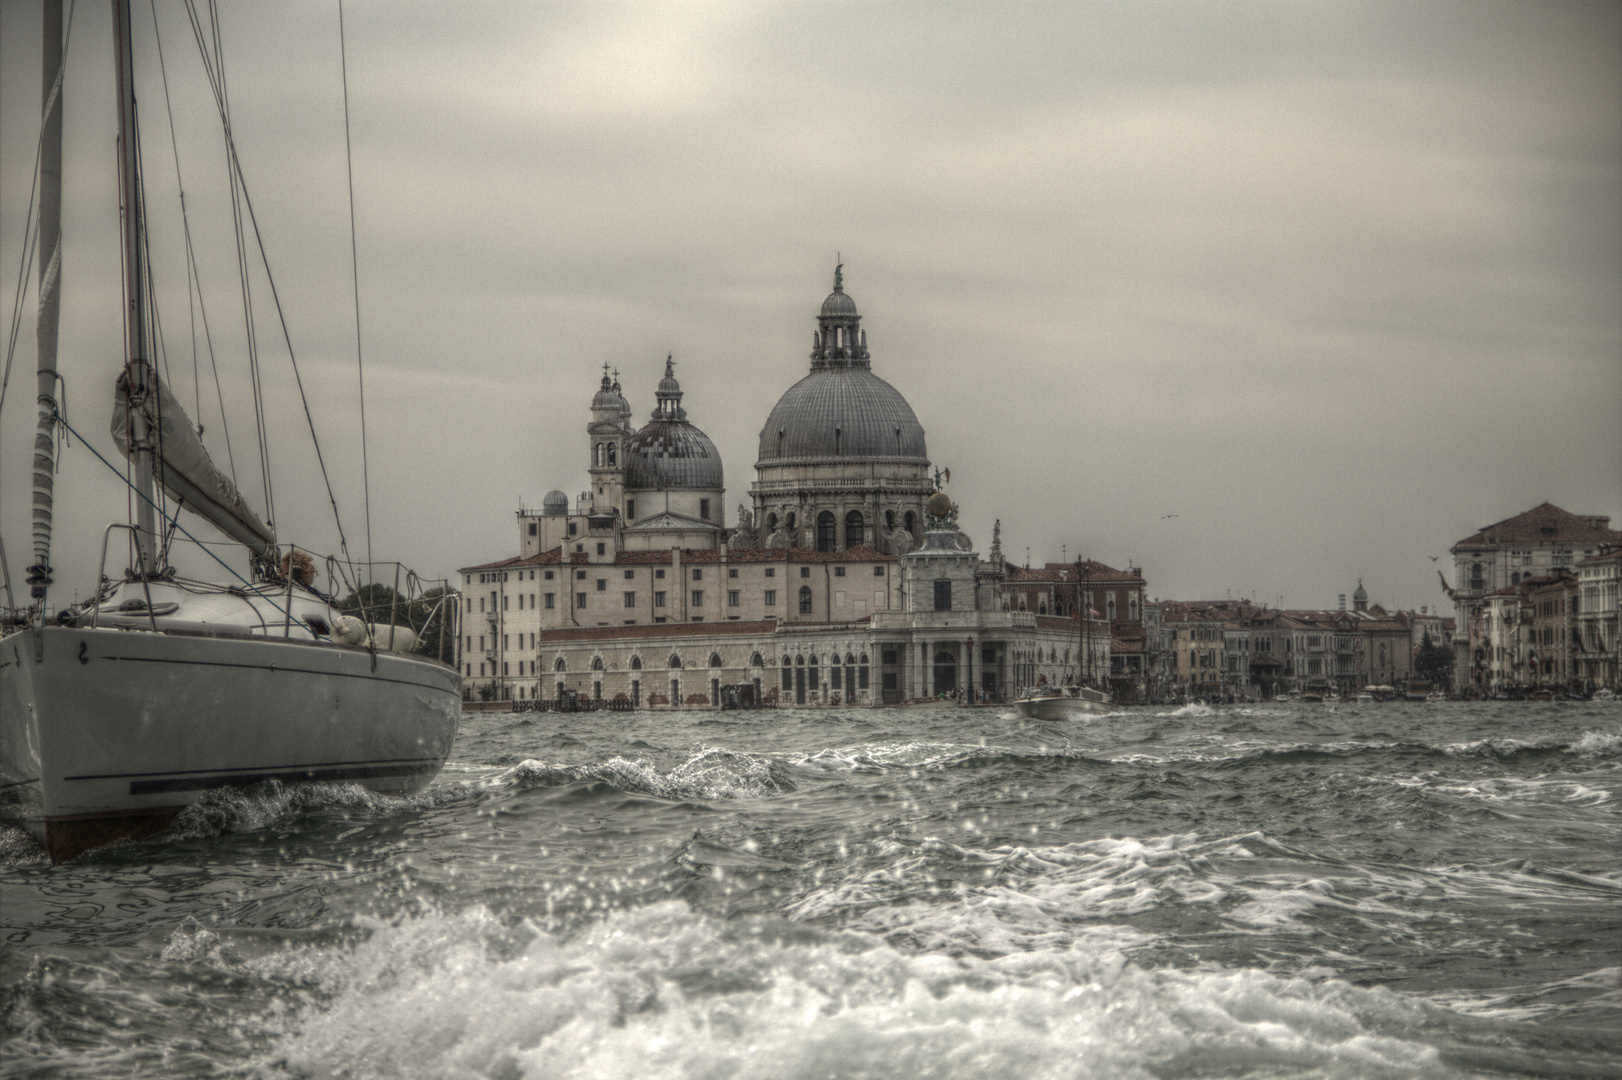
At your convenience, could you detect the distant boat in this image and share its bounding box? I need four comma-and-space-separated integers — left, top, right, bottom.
1402, 681, 1430, 702
1013, 684, 1112, 720
0, 3, 459, 862
1592, 688, 1615, 701
1426, 690, 1446, 703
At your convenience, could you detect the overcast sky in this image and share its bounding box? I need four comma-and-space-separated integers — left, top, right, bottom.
2, 1, 1618, 614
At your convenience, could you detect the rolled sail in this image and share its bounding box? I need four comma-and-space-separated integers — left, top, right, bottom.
112, 371, 276, 559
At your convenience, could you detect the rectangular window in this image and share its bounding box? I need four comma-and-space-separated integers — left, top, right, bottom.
544, 570, 554, 580
544, 593, 555, 609
576, 593, 587, 608
656, 569, 665, 579
479, 636, 485, 650
874, 566, 884, 576
577, 570, 586, 580
765, 568, 775, 578
691, 590, 704, 607
933, 579, 952, 611
528, 522, 537, 536
800, 567, 810, 578
835, 566, 845, 577
596, 579, 607, 591
700, 498, 711, 520
624, 591, 636, 608
728, 590, 740, 607
728, 568, 738, 578
626, 499, 635, 518
597, 542, 606, 556
624, 569, 635, 579
655, 591, 667, 607
692, 568, 703, 581
764, 590, 776, 606
568, 522, 577, 536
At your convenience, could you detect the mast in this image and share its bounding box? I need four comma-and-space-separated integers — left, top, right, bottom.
28, 0, 65, 613
113, 0, 159, 576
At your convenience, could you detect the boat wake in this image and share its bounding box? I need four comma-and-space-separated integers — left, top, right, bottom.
492, 748, 799, 801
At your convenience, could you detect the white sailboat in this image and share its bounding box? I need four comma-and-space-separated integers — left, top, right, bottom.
1, 1, 459, 861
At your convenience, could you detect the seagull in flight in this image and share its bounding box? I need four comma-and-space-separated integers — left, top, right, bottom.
1162, 514, 1178, 519
1428, 555, 1440, 562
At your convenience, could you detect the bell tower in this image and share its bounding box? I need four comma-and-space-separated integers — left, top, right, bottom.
587, 365, 631, 514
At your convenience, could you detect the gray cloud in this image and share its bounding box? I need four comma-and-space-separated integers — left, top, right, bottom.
2, 0, 1616, 613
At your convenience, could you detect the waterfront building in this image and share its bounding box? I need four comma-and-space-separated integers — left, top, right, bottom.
1002, 559, 1148, 699
1445, 504, 1622, 692
1575, 548, 1621, 689
455, 271, 1108, 706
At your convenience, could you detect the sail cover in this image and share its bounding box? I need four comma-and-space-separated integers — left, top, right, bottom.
112, 370, 277, 559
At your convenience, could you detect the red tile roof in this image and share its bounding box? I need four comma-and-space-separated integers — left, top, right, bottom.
1452, 503, 1621, 550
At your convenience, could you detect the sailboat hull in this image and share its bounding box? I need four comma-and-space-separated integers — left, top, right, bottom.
1, 625, 459, 861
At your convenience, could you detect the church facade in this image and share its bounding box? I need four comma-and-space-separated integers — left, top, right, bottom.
457, 271, 1108, 707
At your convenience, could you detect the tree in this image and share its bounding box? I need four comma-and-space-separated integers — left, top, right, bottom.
1413, 630, 1453, 687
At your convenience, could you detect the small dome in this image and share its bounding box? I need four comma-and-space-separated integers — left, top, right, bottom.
821, 287, 858, 318
591, 371, 629, 415
542, 490, 569, 516
1353, 581, 1368, 602
625, 421, 723, 491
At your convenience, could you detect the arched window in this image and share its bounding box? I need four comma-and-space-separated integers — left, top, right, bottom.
709, 653, 723, 668
885, 510, 895, 531
782, 657, 793, 691
554, 657, 567, 671
817, 511, 836, 552
606, 444, 616, 466
750, 652, 764, 667
766, 513, 778, 534
786, 511, 797, 532
845, 511, 864, 549
1038, 601, 1047, 615
1107, 599, 1116, 620
799, 586, 813, 614
904, 511, 916, 535
858, 653, 869, 690
630, 656, 642, 670
669, 654, 683, 669
591, 656, 604, 671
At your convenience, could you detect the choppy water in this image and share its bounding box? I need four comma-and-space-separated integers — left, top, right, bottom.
3, 700, 1619, 1079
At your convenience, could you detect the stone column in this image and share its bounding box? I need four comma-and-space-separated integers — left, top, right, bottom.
965, 637, 975, 701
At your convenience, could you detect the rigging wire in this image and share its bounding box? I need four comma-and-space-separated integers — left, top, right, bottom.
338, 0, 375, 593
149, 0, 237, 486
0, 0, 75, 413
182, 0, 360, 576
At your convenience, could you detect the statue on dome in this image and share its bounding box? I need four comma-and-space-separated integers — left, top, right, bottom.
730, 505, 759, 550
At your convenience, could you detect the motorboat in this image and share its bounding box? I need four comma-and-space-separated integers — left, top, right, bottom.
0, 2, 459, 861
1013, 683, 1112, 720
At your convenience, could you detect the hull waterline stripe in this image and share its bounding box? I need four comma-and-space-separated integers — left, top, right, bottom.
94, 651, 450, 692
67, 756, 442, 782
124, 762, 438, 795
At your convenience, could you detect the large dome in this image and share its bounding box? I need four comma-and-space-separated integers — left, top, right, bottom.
758, 367, 927, 463
625, 421, 723, 490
